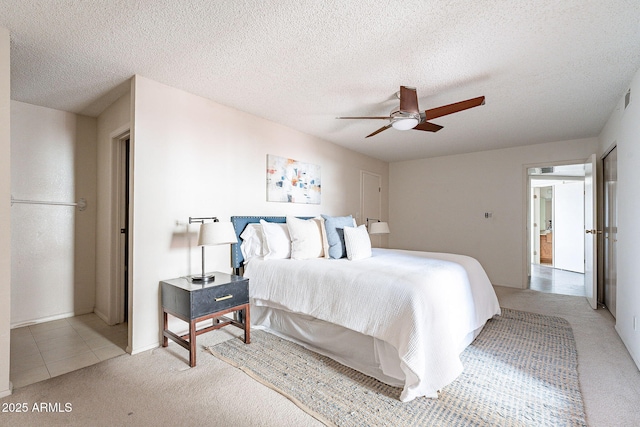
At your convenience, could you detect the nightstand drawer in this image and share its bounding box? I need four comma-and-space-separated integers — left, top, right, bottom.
192, 280, 249, 318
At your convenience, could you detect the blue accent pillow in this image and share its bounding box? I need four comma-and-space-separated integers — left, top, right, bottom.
321, 214, 354, 259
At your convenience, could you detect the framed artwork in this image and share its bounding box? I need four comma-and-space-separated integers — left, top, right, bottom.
267, 155, 321, 204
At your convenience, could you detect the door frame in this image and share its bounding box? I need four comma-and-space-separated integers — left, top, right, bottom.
523, 159, 591, 289
109, 130, 132, 331
360, 170, 383, 245
600, 143, 617, 310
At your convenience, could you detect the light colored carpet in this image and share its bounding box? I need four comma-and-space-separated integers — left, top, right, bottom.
2, 287, 639, 426
494, 286, 640, 427
0, 328, 324, 427
208, 309, 586, 427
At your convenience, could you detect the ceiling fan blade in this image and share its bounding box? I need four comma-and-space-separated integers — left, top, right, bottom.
413, 122, 443, 132
336, 116, 390, 120
365, 124, 392, 138
399, 86, 419, 114
424, 96, 485, 120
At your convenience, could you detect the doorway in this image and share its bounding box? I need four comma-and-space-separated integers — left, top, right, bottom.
527, 163, 586, 296
112, 134, 130, 327
120, 138, 130, 323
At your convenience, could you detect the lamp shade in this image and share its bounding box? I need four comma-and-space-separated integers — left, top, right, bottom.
369, 221, 390, 235
198, 221, 238, 246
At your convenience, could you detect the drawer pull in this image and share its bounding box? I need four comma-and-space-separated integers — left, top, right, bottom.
215, 294, 233, 302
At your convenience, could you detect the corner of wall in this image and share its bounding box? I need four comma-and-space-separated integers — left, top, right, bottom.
0, 26, 12, 397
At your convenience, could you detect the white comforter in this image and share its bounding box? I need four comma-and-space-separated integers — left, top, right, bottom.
244, 248, 500, 401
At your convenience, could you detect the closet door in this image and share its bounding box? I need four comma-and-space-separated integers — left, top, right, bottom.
603, 147, 617, 318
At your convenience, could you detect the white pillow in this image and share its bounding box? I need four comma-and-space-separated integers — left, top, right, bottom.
260, 220, 291, 259
317, 216, 330, 259
343, 224, 372, 261
286, 216, 324, 260
240, 223, 263, 262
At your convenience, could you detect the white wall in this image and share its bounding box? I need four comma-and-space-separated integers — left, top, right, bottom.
10, 102, 97, 326
0, 27, 12, 398
389, 138, 598, 288
599, 67, 640, 368
127, 76, 389, 353
74, 112, 98, 315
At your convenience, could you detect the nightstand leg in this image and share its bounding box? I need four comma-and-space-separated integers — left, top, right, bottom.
162, 311, 168, 347
189, 319, 197, 367
244, 304, 251, 344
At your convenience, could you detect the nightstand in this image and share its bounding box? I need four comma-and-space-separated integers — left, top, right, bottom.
161, 272, 250, 367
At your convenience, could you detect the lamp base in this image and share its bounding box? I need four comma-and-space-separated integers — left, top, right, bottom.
189, 274, 215, 283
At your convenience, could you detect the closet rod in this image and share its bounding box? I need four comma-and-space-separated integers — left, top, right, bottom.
11, 196, 87, 211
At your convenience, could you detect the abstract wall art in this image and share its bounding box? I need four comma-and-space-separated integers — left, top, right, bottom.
266, 154, 321, 204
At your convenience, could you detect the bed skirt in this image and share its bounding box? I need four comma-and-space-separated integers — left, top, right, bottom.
251, 304, 483, 393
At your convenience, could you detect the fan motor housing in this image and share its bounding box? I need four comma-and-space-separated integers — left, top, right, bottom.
390, 109, 420, 130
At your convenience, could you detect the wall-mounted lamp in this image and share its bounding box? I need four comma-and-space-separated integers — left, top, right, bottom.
366, 218, 390, 235
188, 216, 237, 283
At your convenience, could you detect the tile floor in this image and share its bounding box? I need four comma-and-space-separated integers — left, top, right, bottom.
10, 314, 127, 389
528, 263, 586, 297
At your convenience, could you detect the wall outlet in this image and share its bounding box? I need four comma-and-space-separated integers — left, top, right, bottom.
634, 316, 637, 331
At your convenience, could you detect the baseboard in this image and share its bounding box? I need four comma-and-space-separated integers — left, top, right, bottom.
130, 342, 160, 356
11, 312, 74, 329
12, 308, 109, 329
492, 283, 525, 290
0, 381, 13, 398
93, 308, 110, 325
615, 324, 640, 371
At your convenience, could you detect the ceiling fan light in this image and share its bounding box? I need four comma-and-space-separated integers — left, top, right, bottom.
391, 117, 419, 130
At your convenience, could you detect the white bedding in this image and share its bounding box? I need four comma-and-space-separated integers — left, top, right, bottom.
243, 248, 501, 402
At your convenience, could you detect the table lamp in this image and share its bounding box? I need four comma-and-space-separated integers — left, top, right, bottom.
189, 217, 237, 282
367, 218, 390, 235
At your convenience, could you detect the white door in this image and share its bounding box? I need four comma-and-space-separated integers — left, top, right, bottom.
584, 154, 599, 309
361, 171, 382, 245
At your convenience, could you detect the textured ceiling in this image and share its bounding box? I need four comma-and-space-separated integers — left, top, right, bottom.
1, 1, 640, 162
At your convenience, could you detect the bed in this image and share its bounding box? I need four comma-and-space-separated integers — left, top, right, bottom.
230, 215, 501, 402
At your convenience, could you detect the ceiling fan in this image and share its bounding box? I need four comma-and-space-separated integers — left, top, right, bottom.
337, 86, 485, 138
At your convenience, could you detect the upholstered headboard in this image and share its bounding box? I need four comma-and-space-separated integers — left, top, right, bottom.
230, 215, 313, 273
231, 216, 284, 270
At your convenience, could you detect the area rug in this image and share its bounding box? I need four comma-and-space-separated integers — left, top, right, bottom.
207, 308, 587, 427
